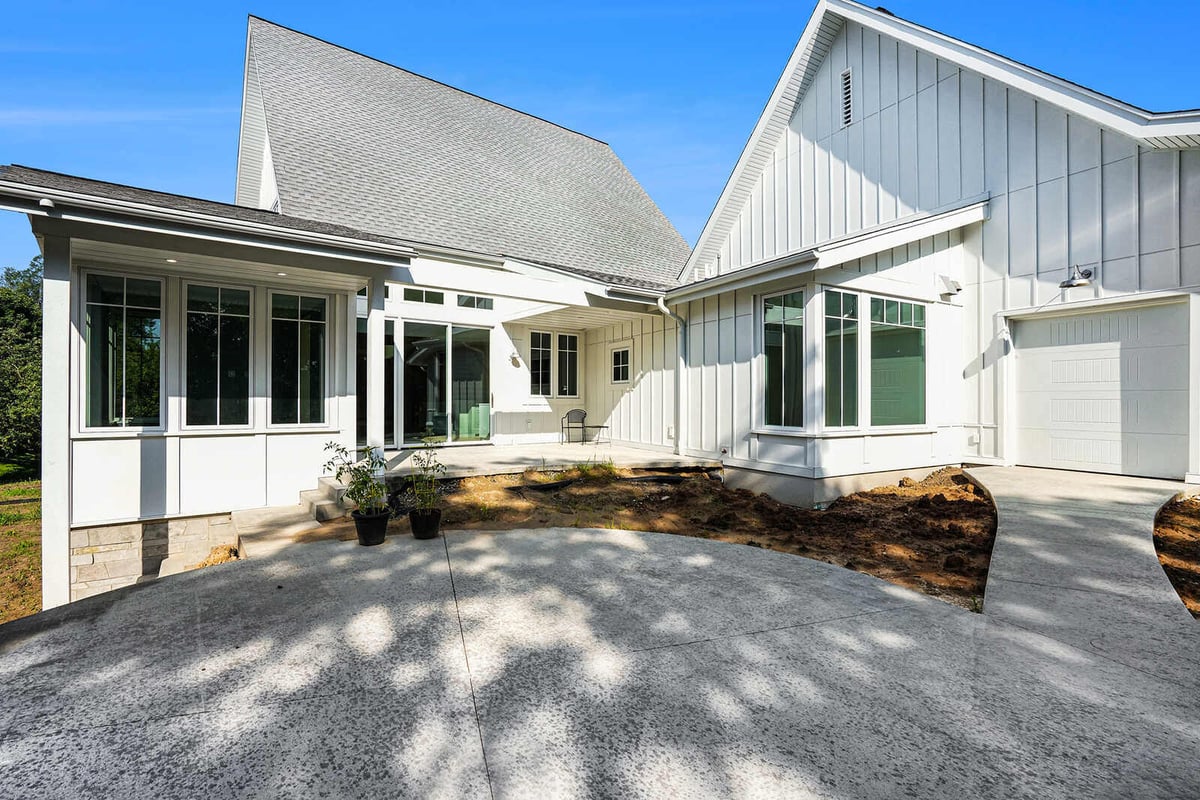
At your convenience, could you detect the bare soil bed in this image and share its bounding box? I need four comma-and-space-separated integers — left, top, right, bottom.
1153, 497, 1200, 618
318, 466, 997, 611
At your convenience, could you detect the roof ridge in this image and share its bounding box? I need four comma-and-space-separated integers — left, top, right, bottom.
245, 15, 613, 147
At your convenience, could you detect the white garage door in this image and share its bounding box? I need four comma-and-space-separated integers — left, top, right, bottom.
1014, 302, 1189, 479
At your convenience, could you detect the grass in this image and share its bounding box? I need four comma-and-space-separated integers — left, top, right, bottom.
0, 464, 40, 625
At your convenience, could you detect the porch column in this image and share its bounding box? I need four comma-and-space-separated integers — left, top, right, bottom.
42, 235, 71, 608
365, 274, 386, 452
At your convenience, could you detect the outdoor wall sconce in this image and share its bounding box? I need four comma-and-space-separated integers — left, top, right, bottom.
1059, 265, 1093, 289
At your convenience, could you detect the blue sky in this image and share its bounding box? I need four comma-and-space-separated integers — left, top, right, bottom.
1, 0, 1198, 269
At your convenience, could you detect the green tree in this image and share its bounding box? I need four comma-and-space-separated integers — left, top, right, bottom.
0, 255, 42, 465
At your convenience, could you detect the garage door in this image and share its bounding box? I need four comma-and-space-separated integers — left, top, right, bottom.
1014, 302, 1189, 479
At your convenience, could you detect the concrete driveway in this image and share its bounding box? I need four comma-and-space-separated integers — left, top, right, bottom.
2, 481, 1198, 798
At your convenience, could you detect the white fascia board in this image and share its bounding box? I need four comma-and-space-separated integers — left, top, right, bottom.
813, 194, 989, 270
0, 184, 417, 264
233, 23, 257, 208
668, 195, 988, 304
829, 0, 1200, 139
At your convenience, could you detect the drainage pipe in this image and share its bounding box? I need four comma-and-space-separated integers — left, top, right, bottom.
657, 295, 687, 456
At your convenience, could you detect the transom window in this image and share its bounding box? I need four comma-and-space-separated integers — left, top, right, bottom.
84, 274, 162, 428
824, 289, 859, 427
186, 285, 251, 427
457, 293, 493, 310
611, 347, 630, 384
869, 297, 926, 426
270, 294, 327, 425
403, 288, 443, 305
762, 290, 804, 427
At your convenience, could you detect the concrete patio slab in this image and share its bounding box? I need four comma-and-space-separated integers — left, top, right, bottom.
2, 521, 1198, 798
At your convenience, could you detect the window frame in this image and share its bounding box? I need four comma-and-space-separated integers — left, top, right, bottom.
528, 329, 582, 399
759, 288, 807, 431
266, 289, 334, 429
867, 295, 928, 428
823, 287, 861, 431
181, 280, 255, 431
457, 293, 494, 310
402, 287, 444, 305
79, 269, 166, 433
610, 345, 631, 385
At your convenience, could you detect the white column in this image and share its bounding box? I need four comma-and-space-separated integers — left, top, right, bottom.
1186, 294, 1200, 483
41, 235, 71, 608
365, 275, 386, 452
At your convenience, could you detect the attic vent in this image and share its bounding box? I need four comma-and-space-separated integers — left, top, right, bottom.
840, 68, 853, 127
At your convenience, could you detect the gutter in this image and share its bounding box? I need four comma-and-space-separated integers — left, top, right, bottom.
657, 296, 687, 456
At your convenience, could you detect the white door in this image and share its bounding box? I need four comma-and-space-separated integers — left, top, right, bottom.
1014, 302, 1189, 479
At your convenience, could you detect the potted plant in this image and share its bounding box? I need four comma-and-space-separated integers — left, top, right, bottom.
409, 446, 446, 539
323, 442, 390, 546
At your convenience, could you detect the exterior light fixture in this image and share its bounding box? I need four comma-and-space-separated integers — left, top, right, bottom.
1059, 265, 1092, 289
165, 258, 177, 264
276, 272, 288, 277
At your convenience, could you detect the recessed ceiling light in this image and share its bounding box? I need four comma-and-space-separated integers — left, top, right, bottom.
276, 272, 288, 277
165, 258, 177, 264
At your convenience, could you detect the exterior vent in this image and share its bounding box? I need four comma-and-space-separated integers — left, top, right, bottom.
840, 68, 853, 127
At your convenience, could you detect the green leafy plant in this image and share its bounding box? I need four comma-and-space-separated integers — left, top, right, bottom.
410, 446, 446, 511
323, 442, 388, 514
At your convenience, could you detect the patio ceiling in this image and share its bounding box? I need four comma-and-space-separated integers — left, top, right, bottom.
507, 304, 662, 330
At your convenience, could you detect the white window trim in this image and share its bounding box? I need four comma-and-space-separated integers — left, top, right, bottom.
609, 342, 632, 385
266, 289, 335, 430
756, 288, 809, 434
78, 268, 167, 434
181, 280, 256, 432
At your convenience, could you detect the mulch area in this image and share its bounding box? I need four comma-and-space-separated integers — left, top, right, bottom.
318, 466, 997, 611
1154, 497, 1200, 618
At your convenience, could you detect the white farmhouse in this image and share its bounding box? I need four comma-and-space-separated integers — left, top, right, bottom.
2, 0, 1197, 608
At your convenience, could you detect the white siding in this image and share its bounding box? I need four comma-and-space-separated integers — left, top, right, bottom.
690, 21, 1200, 466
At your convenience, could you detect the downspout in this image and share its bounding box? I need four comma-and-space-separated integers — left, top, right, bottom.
657, 296, 686, 456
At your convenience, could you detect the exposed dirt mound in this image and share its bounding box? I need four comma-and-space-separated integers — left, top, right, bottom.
319, 466, 997, 611
1153, 497, 1200, 618
193, 544, 240, 569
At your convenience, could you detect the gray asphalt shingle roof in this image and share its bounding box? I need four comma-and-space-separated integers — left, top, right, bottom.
246, 17, 690, 290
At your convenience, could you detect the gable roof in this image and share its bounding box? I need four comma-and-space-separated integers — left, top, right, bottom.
683, 0, 1200, 280
237, 17, 690, 291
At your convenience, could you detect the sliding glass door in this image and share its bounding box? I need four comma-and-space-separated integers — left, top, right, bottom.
399, 321, 490, 446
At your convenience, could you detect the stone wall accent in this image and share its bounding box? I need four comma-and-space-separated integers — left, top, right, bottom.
69, 513, 239, 601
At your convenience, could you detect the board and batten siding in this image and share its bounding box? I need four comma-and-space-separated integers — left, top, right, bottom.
691, 18, 1200, 464
585, 315, 677, 450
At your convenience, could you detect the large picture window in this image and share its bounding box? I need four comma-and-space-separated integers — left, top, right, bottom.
530, 332, 552, 396
557, 334, 578, 396
186, 285, 251, 426
824, 289, 859, 427
870, 298, 926, 426
84, 274, 162, 428
271, 293, 327, 425
762, 290, 804, 427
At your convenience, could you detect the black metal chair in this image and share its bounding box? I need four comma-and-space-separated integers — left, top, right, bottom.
561, 408, 608, 444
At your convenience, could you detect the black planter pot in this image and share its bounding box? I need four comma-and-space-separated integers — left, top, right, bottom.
409, 508, 442, 539
351, 509, 390, 546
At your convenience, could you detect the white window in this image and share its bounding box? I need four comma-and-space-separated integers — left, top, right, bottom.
270, 293, 328, 425
557, 334, 578, 397
403, 288, 443, 305
457, 293, 493, 310
868, 297, 926, 426
824, 289, 859, 427
83, 273, 163, 429
530, 331, 552, 396
611, 347, 630, 384
185, 284, 251, 427
762, 290, 804, 427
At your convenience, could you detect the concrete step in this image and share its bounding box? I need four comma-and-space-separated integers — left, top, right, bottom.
232, 505, 322, 560
300, 487, 348, 522
317, 476, 345, 503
